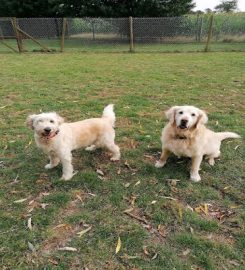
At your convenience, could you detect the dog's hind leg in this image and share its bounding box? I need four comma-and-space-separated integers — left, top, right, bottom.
155, 148, 170, 168
45, 153, 60, 169
103, 140, 120, 161
208, 150, 220, 166
101, 132, 120, 161
109, 143, 121, 161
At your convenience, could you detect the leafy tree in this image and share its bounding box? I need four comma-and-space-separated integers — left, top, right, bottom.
0, 0, 61, 17
0, 0, 195, 17
57, 0, 195, 17
214, 0, 237, 13
205, 8, 213, 14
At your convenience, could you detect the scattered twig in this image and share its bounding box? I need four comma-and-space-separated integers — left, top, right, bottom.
124, 211, 148, 224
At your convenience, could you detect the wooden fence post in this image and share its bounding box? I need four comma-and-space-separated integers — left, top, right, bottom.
61, 18, 67, 52
11, 17, 23, 52
16, 27, 50, 52
129, 16, 134, 52
204, 14, 214, 52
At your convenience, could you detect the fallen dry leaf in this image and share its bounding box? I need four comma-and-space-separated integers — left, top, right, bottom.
130, 195, 137, 205
157, 224, 167, 237
123, 207, 134, 213
41, 192, 50, 196
48, 258, 59, 265
151, 253, 158, 260
27, 207, 34, 213
76, 194, 83, 202
96, 169, 104, 176
58, 247, 77, 252
14, 198, 28, 203
134, 180, 140, 186
77, 226, 92, 237
143, 154, 154, 161
40, 203, 49, 209
143, 245, 150, 256
115, 236, 122, 254
234, 145, 240, 150
167, 179, 180, 186
28, 200, 35, 205
53, 224, 72, 231
182, 248, 191, 256
229, 260, 240, 266
27, 217, 33, 230
204, 203, 209, 215
28, 241, 36, 252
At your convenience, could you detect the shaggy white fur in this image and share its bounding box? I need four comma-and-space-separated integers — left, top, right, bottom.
155, 105, 240, 182
27, 104, 120, 180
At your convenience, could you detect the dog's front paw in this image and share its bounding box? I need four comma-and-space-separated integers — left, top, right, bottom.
155, 160, 165, 168
190, 173, 201, 182
208, 158, 215, 166
61, 174, 73, 181
45, 164, 53, 170
110, 156, 120, 161
85, 145, 97, 151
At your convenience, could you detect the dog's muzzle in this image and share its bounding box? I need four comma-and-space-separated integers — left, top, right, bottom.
179, 119, 188, 129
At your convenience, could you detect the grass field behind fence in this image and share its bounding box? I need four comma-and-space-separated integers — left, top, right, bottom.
1, 38, 245, 53
0, 52, 244, 269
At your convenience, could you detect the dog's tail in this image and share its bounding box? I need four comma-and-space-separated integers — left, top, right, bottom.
216, 132, 241, 141
102, 104, 116, 127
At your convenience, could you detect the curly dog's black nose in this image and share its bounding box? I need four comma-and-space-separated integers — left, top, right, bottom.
44, 127, 51, 133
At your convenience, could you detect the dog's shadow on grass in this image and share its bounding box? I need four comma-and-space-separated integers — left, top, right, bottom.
143, 147, 191, 185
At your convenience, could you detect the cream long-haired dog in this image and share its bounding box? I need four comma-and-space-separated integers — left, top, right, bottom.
27, 104, 120, 180
155, 105, 240, 182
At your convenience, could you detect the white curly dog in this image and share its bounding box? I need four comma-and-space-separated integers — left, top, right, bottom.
27, 104, 120, 180
155, 105, 240, 182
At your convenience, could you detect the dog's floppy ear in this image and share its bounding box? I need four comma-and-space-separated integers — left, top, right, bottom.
165, 106, 180, 125
196, 109, 208, 127
26, 114, 37, 129
55, 113, 64, 125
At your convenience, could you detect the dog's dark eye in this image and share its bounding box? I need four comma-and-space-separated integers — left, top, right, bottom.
191, 113, 196, 117
50, 120, 54, 123
179, 111, 183, 115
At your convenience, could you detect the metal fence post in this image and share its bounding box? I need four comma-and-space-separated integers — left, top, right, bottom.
204, 14, 214, 52
129, 16, 134, 52
61, 18, 67, 52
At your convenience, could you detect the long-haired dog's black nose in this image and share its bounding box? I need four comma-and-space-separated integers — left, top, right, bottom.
179, 119, 188, 129
181, 119, 188, 125
44, 127, 51, 133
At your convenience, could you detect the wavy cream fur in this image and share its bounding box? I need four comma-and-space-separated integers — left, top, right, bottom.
27, 105, 120, 180
155, 105, 240, 182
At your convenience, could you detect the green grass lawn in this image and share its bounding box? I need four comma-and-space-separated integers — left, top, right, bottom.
0, 52, 244, 270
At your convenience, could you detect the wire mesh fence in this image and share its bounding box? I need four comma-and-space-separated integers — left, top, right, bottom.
0, 14, 245, 53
